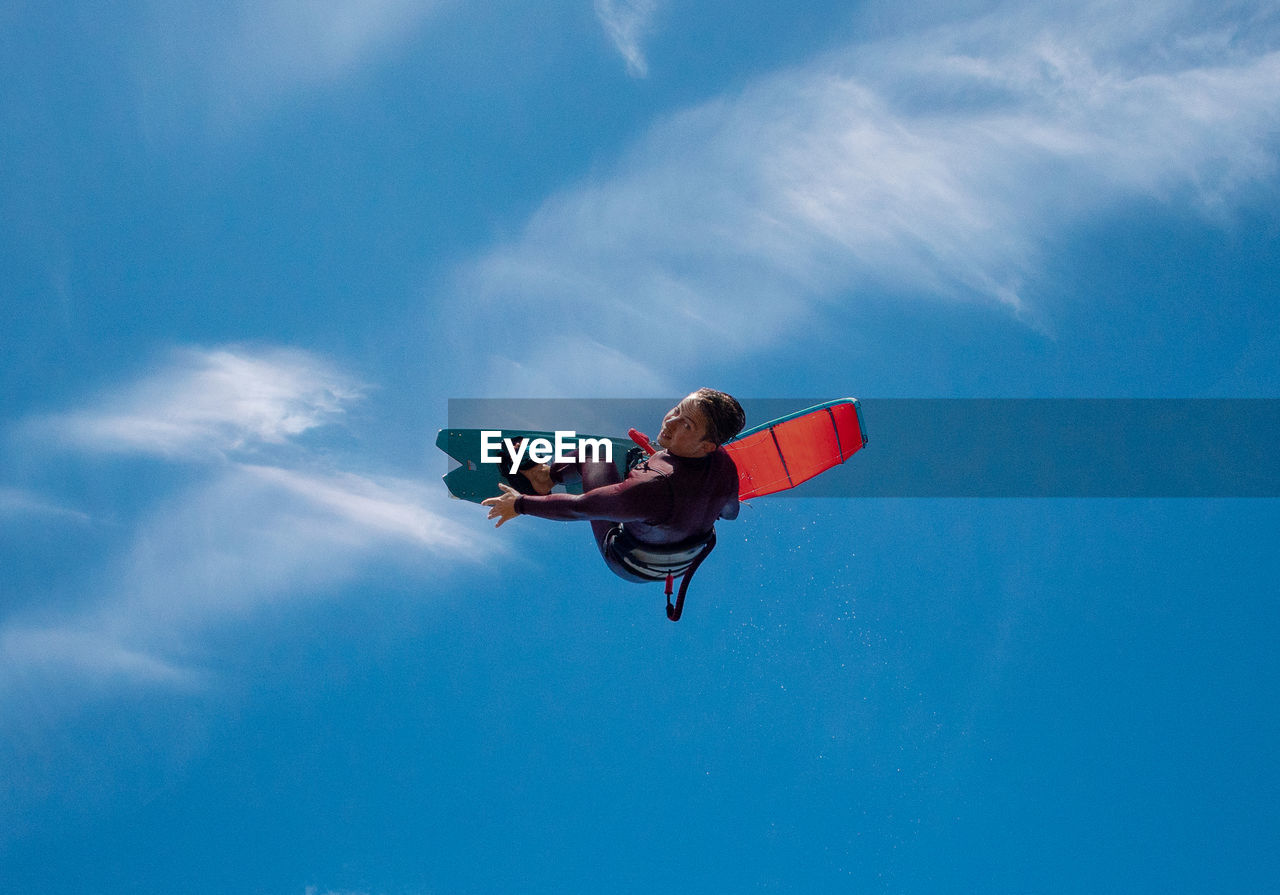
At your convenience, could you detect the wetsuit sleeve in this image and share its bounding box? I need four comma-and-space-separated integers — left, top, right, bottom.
515, 474, 672, 524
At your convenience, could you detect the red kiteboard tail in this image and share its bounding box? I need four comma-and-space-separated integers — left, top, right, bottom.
723, 399, 866, 500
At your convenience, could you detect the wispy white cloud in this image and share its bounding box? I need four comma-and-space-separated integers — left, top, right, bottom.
1, 463, 491, 693
37, 345, 362, 460
459, 0, 1280, 386
4, 346, 492, 693
214, 0, 445, 93
595, 0, 661, 77
241, 464, 483, 555
1, 627, 203, 690
0, 487, 89, 524
98, 463, 487, 630
471, 334, 676, 398
134, 0, 446, 133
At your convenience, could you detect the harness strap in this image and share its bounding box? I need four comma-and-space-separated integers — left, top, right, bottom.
666, 530, 716, 622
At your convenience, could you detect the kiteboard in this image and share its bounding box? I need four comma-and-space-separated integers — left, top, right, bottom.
436, 398, 866, 503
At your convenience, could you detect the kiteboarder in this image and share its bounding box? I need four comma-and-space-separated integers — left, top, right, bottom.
481, 389, 745, 613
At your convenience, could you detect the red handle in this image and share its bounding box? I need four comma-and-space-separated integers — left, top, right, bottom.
628, 428, 657, 455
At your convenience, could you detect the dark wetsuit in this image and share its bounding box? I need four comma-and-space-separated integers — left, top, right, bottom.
513, 449, 739, 582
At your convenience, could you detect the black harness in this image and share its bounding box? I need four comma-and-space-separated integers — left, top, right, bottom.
607, 445, 719, 621
605, 525, 717, 621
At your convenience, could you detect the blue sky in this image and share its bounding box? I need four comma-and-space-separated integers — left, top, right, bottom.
2, 1, 1278, 892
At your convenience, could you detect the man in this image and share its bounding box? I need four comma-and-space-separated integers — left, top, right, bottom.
481, 389, 745, 615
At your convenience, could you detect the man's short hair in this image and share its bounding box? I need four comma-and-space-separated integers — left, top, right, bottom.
691, 388, 746, 446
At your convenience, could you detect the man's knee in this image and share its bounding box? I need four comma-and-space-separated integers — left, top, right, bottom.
580, 459, 622, 492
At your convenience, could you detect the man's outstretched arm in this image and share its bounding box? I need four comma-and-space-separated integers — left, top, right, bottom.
482, 476, 670, 529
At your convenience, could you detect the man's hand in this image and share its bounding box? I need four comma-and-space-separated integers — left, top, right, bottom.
481, 483, 521, 528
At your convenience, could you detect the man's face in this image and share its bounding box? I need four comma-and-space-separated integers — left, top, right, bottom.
656, 396, 715, 458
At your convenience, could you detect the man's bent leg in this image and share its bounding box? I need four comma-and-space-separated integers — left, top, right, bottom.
579, 458, 622, 492
577, 459, 647, 582
579, 458, 623, 558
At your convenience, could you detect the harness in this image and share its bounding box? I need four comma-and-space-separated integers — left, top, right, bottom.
616, 428, 720, 621
606, 525, 717, 621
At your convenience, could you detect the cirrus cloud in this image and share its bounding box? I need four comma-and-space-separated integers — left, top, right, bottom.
134, 0, 448, 134
4, 345, 491, 695
458, 0, 1280, 389
35, 345, 364, 460
595, 0, 662, 77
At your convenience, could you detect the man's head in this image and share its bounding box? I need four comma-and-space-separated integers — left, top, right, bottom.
657, 388, 746, 458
